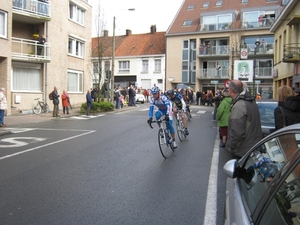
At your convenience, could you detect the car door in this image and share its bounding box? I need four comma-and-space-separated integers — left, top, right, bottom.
225, 126, 300, 225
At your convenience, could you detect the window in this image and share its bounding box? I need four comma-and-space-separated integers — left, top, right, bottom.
0, 10, 7, 38
203, 2, 209, 8
12, 64, 42, 91
241, 0, 248, 3
68, 37, 85, 58
68, 70, 83, 93
93, 62, 99, 74
154, 59, 161, 72
187, 5, 194, 10
142, 59, 148, 73
216, 1, 223, 6
69, 3, 85, 25
183, 20, 193, 26
119, 61, 130, 73
202, 14, 232, 31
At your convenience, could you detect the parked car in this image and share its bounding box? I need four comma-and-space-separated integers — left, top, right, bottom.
223, 123, 300, 225
135, 93, 145, 104
256, 100, 277, 137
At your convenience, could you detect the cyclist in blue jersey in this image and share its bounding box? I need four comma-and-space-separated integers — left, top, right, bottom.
147, 86, 177, 149
167, 89, 189, 135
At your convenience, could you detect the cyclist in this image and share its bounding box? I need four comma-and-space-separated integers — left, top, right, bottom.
180, 88, 192, 118
167, 89, 189, 136
147, 86, 177, 149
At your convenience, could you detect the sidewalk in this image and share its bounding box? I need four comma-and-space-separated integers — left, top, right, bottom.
0, 105, 140, 136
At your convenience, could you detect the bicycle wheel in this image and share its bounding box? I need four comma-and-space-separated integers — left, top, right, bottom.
32, 102, 41, 114
176, 119, 184, 142
158, 129, 173, 159
43, 103, 50, 113
186, 111, 191, 122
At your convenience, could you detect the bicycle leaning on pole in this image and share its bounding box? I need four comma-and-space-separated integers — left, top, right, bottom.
32, 98, 50, 114
148, 115, 175, 159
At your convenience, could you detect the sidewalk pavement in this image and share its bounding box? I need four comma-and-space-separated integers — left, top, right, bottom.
0, 105, 141, 136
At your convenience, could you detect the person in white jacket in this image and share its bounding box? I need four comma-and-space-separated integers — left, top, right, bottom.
0, 87, 7, 127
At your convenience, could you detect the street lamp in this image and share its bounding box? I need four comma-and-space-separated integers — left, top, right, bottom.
110, 8, 135, 103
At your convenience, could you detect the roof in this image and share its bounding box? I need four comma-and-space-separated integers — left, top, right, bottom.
92, 30, 166, 58
166, 0, 281, 35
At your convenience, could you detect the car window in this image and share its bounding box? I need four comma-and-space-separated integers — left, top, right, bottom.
257, 103, 277, 125
238, 133, 300, 217
261, 161, 300, 224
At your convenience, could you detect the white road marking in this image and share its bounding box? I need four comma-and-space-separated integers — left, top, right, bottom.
0, 137, 47, 148
0, 129, 96, 160
197, 110, 206, 114
62, 114, 105, 119
203, 131, 219, 225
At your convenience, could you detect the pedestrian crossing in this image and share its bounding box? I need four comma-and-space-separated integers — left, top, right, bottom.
60, 114, 105, 120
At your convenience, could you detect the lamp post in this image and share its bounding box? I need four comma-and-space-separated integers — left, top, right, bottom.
252, 44, 257, 96
110, 8, 135, 103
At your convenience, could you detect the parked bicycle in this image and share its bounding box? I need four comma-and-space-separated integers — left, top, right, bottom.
148, 115, 175, 159
176, 109, 187, 142
32, 98, 50, 114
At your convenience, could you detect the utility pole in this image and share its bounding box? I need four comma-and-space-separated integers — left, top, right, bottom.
110, 16, 116, 103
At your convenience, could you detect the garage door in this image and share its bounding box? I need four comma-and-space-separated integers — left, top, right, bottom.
141, 79, 151, 89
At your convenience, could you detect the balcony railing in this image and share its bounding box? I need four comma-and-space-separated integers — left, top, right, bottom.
200, 22, 232, 31
282, 43, 300, 63
199, 45, 230, 56
255, 67, 273, 77
242, 18, 275, 28
12, 0, 51, 18
246, 43, 274, 54
12, 37, 51, 62
197, 68, 229, 79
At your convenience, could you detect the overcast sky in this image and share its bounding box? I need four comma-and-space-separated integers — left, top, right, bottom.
92, 0, 184, 37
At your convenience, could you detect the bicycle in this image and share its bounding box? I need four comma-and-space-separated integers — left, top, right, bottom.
32, 98, 50, 114
175, 109, 187, 142
148, 115, 175, 159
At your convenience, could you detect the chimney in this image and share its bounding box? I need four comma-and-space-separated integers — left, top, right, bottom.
103, 30, 108, 38
150, 25, 156, 34
126, 29, 132, 36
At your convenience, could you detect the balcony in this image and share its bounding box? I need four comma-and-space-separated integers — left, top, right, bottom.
255, 67, 273, 78
199, 45, 230, 56
12, 37, 51, 63
197, 68, 229, 79
242, 17, 275, 29
244, 43, 274, 55
200, 22, 232, 31
282, 43, 300, 63
12, 0, 51, 23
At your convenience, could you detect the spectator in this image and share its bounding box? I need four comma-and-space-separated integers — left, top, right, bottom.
217, 89, 232, 147
115, 86, 121, 109
226, 80, 262, 158
100, 79, 108, 98
33, 34, 46, 56
86, 89, 93, 116
91, 87, 97, 102
212, 91, 222, 121
256, 93, 262, 99
196, 89, 201, 105
52, 86, 60, 117
207, 90, 213, 106
274, 86, 300, 131
61, 90, 69, 114
128, 85, 134, 106
0, 88, 7, 127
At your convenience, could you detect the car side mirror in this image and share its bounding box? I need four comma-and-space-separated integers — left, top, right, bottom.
223, 159, 238, 178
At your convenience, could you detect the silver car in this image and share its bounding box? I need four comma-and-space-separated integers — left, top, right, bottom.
223, 124, 300, 225
256, 100, 277, 137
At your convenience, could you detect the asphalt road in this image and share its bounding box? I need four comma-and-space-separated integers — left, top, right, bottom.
0, 104, 232, 225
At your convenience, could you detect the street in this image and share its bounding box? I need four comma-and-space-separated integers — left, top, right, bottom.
0, 104, 232, 225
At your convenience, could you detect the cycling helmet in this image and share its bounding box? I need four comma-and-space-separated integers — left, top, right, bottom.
151, 86, 160, 94
167, 89, 174, 96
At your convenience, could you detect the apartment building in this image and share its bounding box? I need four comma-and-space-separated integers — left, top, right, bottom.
271, 0, 300, 95
166, 0, 288, 98
91, 25, 166, 93
0, 0, 92, 115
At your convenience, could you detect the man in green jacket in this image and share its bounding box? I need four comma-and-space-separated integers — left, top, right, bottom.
216, 89, 232, 147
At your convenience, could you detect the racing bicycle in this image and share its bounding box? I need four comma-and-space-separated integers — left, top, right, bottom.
32, 98, 50, 114
148, 115, 175, 159
175, 109, 187, 142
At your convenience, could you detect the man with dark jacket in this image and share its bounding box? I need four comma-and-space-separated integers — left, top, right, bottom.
226, 80, 262, 158
52, 86, 60, 117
